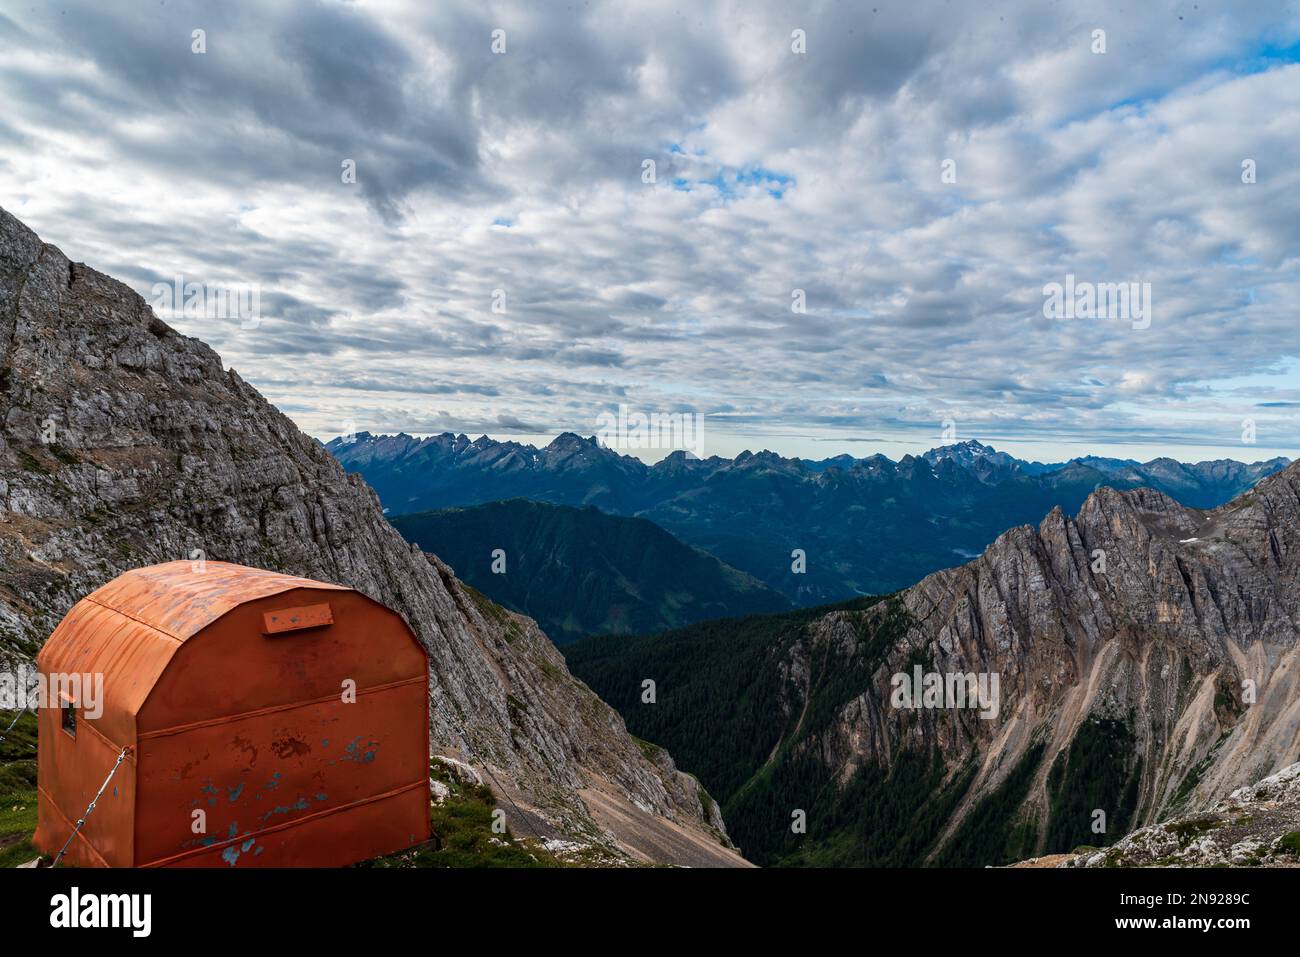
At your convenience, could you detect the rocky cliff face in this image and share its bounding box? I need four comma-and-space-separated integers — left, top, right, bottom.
571, 451, 1300, 865
772, 464, 1300, 861
0, 206, 742, 866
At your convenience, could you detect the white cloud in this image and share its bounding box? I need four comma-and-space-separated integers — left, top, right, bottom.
0, 0, 1297, 461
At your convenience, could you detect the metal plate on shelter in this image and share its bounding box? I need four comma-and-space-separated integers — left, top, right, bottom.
263, 603, 334, 634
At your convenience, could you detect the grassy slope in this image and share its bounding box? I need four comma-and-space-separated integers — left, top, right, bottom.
366, 764, 561, 869
0, 711, 38, 868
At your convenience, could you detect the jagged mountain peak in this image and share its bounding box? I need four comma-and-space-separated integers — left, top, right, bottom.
336, 428, 1288, 496
922, 438, 994, 457
547, 431, 595, 448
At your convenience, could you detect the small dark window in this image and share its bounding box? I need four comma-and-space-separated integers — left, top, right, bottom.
61, 700, 76, 737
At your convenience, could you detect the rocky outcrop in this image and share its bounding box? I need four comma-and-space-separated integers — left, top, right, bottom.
0, 206, 744, 866
1040, 762, 1300, 868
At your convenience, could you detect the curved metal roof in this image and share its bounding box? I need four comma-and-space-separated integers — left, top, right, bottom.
80, 561, 348, 641
36, 562, 351, 745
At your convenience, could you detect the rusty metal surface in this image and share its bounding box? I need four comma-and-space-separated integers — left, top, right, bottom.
34, 561, 431, 867
137, 678, 429, 867
36, 562, 351, 743
34, 709, 137, 868
263, 602, 334, 634
86, 560, 349, 641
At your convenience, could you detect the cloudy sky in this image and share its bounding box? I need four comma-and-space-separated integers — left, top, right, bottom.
1, 0, 1298, 463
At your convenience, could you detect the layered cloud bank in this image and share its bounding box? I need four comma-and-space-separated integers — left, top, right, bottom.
1, 0, 1297, 460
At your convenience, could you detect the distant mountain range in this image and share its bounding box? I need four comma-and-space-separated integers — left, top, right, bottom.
390, 500, 790, 642
328, 432, 1288, 604
567, 461, 1300, 866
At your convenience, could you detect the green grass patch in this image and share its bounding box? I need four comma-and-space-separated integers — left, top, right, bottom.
0, 711, 38, 868
365, 777, 559, 869
1276, 831, 1300, 855
632, 735, 665, 764
1164, 816, 1223, 844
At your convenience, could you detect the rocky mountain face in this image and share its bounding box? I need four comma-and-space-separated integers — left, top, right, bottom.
329, 432, 1287, 604
0, 207, 743, 867
391, 499, 790, 643
920, 438, 1056, 481
570, 463, 1300, 866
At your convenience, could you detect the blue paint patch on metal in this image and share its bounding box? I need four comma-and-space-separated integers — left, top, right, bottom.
251, 770, 283, 803
340, 736, 379, 765
221, 845, 240, 867
259, 796, 310, 824
228, 782, 245, 803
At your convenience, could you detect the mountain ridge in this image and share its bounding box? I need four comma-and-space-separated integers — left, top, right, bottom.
330, 430, 1288, 603
331, 429, 1287, 485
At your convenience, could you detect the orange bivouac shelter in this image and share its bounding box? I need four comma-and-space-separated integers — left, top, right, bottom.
33, 561, 431, 867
